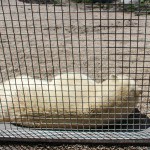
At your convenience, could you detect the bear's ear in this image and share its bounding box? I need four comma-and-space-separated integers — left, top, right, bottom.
109, 74, 117, 79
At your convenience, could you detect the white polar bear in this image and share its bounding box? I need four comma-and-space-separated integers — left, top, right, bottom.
0, 73, 142, 129
0, 75, 48, 121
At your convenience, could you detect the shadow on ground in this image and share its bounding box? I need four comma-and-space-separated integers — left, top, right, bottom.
0, 108, 149, 132
101, 108, 150, 132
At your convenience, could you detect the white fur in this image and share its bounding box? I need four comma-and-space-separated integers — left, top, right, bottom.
49, 73, 96, 93
0, 75, 48, 121
0, 73, 142, 128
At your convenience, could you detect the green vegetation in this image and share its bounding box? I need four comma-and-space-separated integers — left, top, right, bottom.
123, 0, 150, 13
53, 0, 60, 4
71, 0, 150, 15
71, 0, 93, 3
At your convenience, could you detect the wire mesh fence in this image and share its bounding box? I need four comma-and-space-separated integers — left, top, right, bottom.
0, 0, 150, 143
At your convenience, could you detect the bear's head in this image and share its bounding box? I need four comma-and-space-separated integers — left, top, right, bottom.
108, 74, 142, 97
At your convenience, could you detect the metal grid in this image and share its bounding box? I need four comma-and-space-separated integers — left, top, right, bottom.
0, 0, 150, 143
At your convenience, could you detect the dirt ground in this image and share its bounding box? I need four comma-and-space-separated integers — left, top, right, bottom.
0, 143, 149, 150
0, 0, 150, 148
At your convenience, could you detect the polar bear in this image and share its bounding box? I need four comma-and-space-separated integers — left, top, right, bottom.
0, 73, 142, 129
0, 75, 48, 121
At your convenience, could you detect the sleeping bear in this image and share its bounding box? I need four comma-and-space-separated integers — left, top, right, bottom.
0, 73, 142, 129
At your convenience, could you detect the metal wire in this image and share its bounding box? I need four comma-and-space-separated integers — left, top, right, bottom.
0, 0, 150, 143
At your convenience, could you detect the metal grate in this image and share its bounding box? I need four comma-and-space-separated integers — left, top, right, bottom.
0, 0, 150, 143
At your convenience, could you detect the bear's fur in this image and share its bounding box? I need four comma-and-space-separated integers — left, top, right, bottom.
0, 73, 142, 129
0, 75, 48, 121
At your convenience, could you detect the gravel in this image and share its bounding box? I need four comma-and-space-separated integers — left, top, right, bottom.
0, 144, 149, 150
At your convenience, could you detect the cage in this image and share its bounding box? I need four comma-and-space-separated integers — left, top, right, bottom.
0, 0, 150, 144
